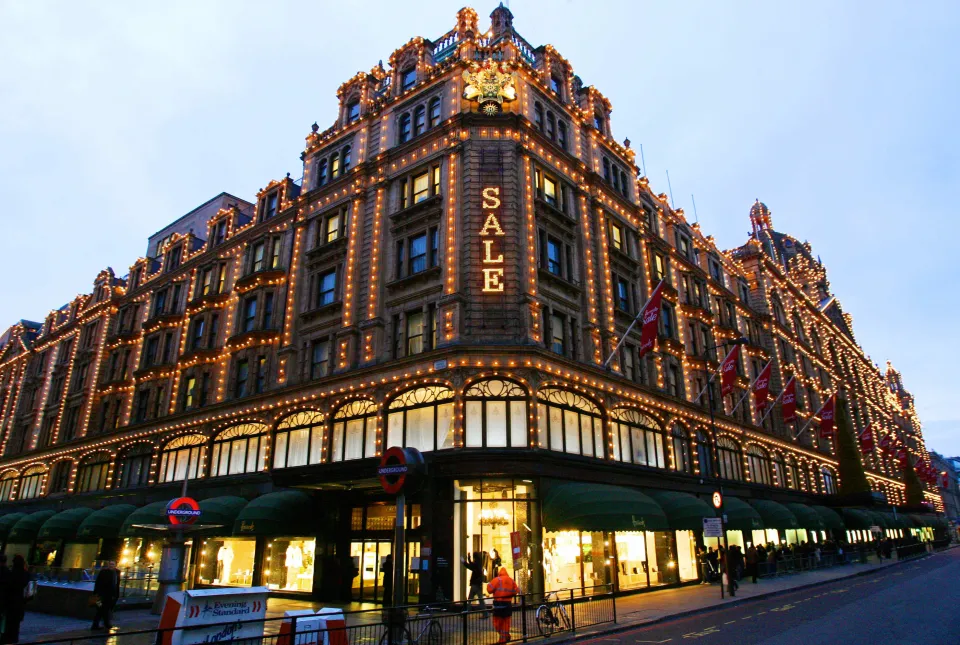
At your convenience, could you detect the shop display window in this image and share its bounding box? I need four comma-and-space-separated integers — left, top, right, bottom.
198, 537, 256, 587
544, 531, 613, 593
263, 538, 315, 592
675, 530, 698, 582
454, 479, 537, 601
61, 543, 99, 569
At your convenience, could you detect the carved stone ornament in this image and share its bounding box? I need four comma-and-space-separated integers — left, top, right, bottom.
462, 59, 516, 115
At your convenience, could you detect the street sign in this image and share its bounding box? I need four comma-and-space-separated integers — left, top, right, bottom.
377, 446, 426, 494
166, 497, 201, 525
703, 517, 723, 538
712, 491, 723, 509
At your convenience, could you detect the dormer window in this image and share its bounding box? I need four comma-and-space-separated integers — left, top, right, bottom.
550, 74, 563, 99
347, 99, 361, 123
167, 245, 182, 272
213, 220, 227, 245
401, 67, 417, 91
594, 110, 605, 134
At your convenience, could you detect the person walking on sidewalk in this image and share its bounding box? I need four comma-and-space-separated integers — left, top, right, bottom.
725, 548, 739, 597
461, 553, 489, 617
486, 567, 518, 643
91, 561, 120, 630
746, 545, 759, 583
2, 555, 30, 644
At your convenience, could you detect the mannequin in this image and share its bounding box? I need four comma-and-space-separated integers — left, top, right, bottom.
285, 543, 303, 590
217, 544, 235, 584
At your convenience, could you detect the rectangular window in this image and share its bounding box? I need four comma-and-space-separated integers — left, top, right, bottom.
263, 292, 274, 328
611, 222, 623, 251
413, 171, 430, 203
550, 313, 565, 355
347, 100, 360, 122
254, 356, 266, 394
543, 175, 558, 207
216, 264, 227, 293
252, 242, 265, 272
201, 267, 213, 295
616, 276, 630, 312
209, 314, 219, 347
144, 337, 159, 366
430, 227, 440, 268
653, 253, 666, 281
407, 311, 425, 355
184, 376, 196, 409
318, 269, 337, 306
199, 372, 210, 407
242, 297, 257, 332
270, 237, 281, 269
264, 193, 278, 220
191, 319, 205, 350
214, 220, 227, 245
401, 68, 416, 91
235, 359, 249, 398
310, 339, 330, 379
547, 237, 562, 276
325, 212, 341, 243
410, 233, 427, 274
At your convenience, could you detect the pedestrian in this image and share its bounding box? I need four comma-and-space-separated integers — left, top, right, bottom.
724, 549, 738, 597
91, 560, 120, 630
489, 548, 502, 580
3, 554, 30, 644
381, 554, 394, 606
461, 553, 489, 617
706, 547, 719, 582
746, 545, 758, 583
0, 555, 8, 635
486, 567, 518, 644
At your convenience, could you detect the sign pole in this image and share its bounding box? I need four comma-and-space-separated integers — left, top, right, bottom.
393, 491, 407, 610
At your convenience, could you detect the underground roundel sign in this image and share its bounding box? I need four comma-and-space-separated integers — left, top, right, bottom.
166, 496, 202, 525
378, 447, 425, 495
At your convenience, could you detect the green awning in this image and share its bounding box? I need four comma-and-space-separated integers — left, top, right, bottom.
646, 491, 715, 531
77, 505, 138, 539
8, 510, 57, 543
748, 500, 799, 530
783, 503, 826, 531
841, 508, 873, 530
810, 505, 845, 531
540, 483, 669, 533
197, 496, 249, 532
909, 514, 938, 528
233, 491, 316, 536
721, 496, 764, 532
865, 511, 890, 529
38, 507, 94, 540
120, 501, 171, 537
0, 513, 27, 542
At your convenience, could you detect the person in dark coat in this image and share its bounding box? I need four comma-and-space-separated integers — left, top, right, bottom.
91, 561, 121, 630
746, 545, 759, 583
462, 553, 488, 615
381, 554, 394, 606
0, 556, 8, 634
3, 554, 30, 644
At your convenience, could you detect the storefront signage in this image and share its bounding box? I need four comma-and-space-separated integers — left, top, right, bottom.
238, 521, 255, 533
510, 531, 522, 567
167, 497, 202, 526
480, 186, 505, 293
712, 491, 723, 509
377, 446, 426, 495
703, 517, 723, 538
158, 587, 269, 645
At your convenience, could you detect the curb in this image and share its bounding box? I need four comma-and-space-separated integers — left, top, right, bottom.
560, 551, 943, 644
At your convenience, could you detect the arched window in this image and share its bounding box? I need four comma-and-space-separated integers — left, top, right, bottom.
533, 102, 544, 130
747, 445, 772, 486
610, 408, 665, 468
48, 460, 72, 494
342, 145, 352, 173
18, 465, 46, 500
594, 110, 605, 134
795, 459, 809, 490
76, 452, 111, 492
772, 453, 786, 488
536, 388, 603, 457
387, 386, 455, 452
793, 312, 806, 343
428, 98, 441, 128
464, 379, 528, 448
671, 424, 692, 473
413, 106, 426, 137
557, 121, 568, 150
114, 444, 152, 489
545, 111, 555, 139
274, 411, 324, 469
717, 437, 743, 481
399, 113, 412, 143
158, 435, 206, 483
811, 329, 822, 356
211, 423, 268, 477
696, 431, 713, 477
771, 293, 786, 325
822, 467, 837, 494
331, 400, 377, 462
0, 471, 15, 501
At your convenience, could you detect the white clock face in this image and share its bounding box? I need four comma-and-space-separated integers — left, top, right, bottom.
712, 492, 723, 509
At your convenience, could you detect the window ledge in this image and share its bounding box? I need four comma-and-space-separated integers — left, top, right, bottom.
226, 328, 281, 350
235, 268, 286, 293
306, 236, 349, 260
299, 300, 343, 323
534, 196, 577, 225
390, 194, 443, 222
386, 265, 442, 292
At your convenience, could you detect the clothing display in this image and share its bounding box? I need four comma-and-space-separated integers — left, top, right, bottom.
217, 545, 234, 584
285, 544, 303, 590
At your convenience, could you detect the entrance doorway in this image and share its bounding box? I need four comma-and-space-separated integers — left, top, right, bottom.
351, 540, 391, 601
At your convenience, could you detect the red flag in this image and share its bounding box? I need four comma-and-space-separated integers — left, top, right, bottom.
818, 394, 836, 439
897, 447, 909, 469
878, 432, 893, 455
859, 423, 874, 455
753, 362, 772, 413
638, 281, 665, 359
720, 344, 741, 397
781, 377, 797, 423
942, 472, 950, 489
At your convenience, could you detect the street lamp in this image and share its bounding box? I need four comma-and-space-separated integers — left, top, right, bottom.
702, 337, 748, 598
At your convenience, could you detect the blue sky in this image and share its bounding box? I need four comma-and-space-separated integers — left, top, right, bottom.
1, 1, 957, 453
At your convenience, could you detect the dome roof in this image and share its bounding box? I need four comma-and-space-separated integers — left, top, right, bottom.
750, 199, 770, 219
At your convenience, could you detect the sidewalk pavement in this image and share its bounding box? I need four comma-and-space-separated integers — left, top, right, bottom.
17, 552, 931, 645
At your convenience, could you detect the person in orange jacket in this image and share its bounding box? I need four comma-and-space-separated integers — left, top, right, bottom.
486, 567, 518, 643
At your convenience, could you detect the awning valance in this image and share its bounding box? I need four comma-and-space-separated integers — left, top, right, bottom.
909, 514, 938, 528
879, 511, 910, 529
810, 505, 845, 531
541, 483, 669, 532
0, 513, 27, 542
719, 496, 763, 533
865, 510, 890, 530
783, 503, 826, 531
38, 507, 94, 540
120, 501, 170, 537
748, 500, 799, 530
646, 491, 715, 531
233, 491, 315, 536
197, 496, 248, 533
8, 510, 56, 543
841, 508, 873, 530
77, 505, 138, 539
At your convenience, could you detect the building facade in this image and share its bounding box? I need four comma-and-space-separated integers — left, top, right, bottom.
0, 6, 941, 603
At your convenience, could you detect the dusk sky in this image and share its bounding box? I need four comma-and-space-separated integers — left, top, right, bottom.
1, 2, 957, 453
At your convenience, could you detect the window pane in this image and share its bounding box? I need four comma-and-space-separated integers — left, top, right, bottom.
331, 422, 344, 461
274, 433, 288, 468
407, 406, 435, 452
311, 426, 324, 464
654, 433, 665, 468
465, 401, 483, 448
594, 417, 604, 458
549, 405, 563, 451
487, 401, 507, 447
345, 419, 364, 459
632, 427, 646, 464
388, 412, 404, 448
579, 414, 594, 457
288, 429, 309, 467
413, 173, 430, 202
618, 425, 630, 463
365, 418, 377, 457
537, 403, 548, 447
510, 401, 526, 448
564, 409, 580, 454
437, 402, 454, 449
230, 439, 246, 474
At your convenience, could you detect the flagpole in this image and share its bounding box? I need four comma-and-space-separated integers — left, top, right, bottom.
793, 397, 830, 441
603, 280, 664, 369
692, 342, 745, 405
730, 360, 772, 416
757, 376, 791, 425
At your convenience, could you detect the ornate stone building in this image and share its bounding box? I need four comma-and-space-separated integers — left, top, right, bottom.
0, 6, 940, 601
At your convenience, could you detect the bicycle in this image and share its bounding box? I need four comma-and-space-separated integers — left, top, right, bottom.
378, 606, 444, 645
535, 592, 571, 636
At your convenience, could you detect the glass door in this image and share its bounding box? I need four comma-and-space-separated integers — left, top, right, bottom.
351, 540, 392, 602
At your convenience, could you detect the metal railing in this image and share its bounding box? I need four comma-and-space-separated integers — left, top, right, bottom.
19, 588, 615, 645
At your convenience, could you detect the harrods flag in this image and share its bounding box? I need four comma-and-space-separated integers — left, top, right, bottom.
818, 395, 836, 440
897, 447, 909, 469
753, 362, 772, 414
720, 345, 741, 398
781, 377, 797, 424
638, 281, 665, 359
878, 432, 893, 455
859, 423, 874, 455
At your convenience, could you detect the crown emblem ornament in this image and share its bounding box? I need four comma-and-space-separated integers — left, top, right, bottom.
462, 59, 516, 115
